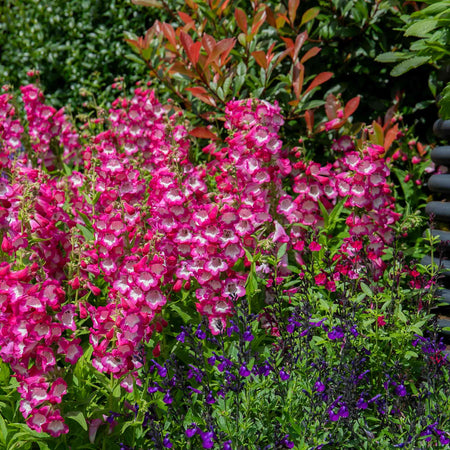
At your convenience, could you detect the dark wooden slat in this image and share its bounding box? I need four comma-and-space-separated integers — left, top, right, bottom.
433, 119, 450, 139
428, 174, 450, 194
425, 202, 450, 221
431, 146, 450, 166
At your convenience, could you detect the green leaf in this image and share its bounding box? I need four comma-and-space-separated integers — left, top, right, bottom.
405, 19, 439, 37
300, 7, 320, 27
65, 411, 88, 431
318, 200, 329, 228
438, 82, 450, 119
169, 303, 194, 323
390, 56, 431, 76
375, 52, 410, 63
360, 282, 373, 298
0, 361, 10, 385
76, 224, 94, 242
277, 243, 287, 260
0, 415, 7, 445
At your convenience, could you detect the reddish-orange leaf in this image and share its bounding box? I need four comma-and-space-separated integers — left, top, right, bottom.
189, 127, 219, 140
303, 71, 333, 96
180, 31, 194, 58
251, 50, 267, 70
219, 0, 231, 15
168, 62, 196, 79
288, 0, 300, 25
300, 47, 321, 64
293, 31, 308, 62
417, 142, 426, 157
305, 110, 314, 134
384, 124, 399, 151
185, 87, 217, 107
276, 13, 288, 29
325, 94, 339, 120
292, 62, 304, 100
265, 6, 276, 28
185, 0, 198, 9
235, 8, 248, 34
251, 7, 267, 35
207, 38, 236, 66
202, 34, 216, 56
343, 96, 360, 119
161, 23, 177, 49
178, 11, 194, 24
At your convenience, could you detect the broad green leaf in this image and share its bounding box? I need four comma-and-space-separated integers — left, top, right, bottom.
390, 56, 431, 76
76, 224, 94, 242
277, 243, 287, 260
169, 303, 194, 323
360, 282, 373, 298
318, 200, 329, 228
405, 18, 439, 37
375, 51, 410, 63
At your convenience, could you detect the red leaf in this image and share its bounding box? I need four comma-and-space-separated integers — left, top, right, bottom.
189, 127, 219, 140
202, 34, 216, 56
251, 7, 267, 36
305, 110, 314, 134
180, 31, 194, 59
161, 23, 177, 49
288, 0, 300, 25
207, 38, 236, 66
343, 96, 360, 119
235, 8, 248, 34
384, 124, 399, 151
300, 47, 321, 64
185, 87, 217, 107
325, 94, 339, 120
292, 62, 304, 100
252, 50, 268, 70
178, 11, 194, 24
303, 71, 333, 96
293, 31, 308, 62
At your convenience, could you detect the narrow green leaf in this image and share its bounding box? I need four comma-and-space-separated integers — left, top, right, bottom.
318, 200, 329, 228
390, 56, 431, 76
277, 243, 287, 260
405, 18, 439, 37
375, 51, 410, 63
76, 224, 94, 242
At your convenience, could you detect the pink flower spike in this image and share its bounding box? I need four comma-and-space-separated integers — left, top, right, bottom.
309, 241, 322, 252
272, 221, 290, 244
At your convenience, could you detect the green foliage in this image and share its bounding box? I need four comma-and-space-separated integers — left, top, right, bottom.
0, 0, 161, 110
376, 0, 450, 118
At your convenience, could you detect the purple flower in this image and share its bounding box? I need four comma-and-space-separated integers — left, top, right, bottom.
163, 433, 173, 448
223, 440, 233, 449
338, 404, 349, 418
186, 424, 198, 438
327, 326, 344, 340
356, 397, 368, 410
395, 384, 407, 397
243, 330, 254, 342
279, 368, 290, 381
206, 391, 215, 404
196, 325, 206, 340
239, 365, 251, 377
163, 391, 173, 404
200, 431, 215, 449
207, 355, 216, 366
314, 381, 325, 392
177, 331, 186, 343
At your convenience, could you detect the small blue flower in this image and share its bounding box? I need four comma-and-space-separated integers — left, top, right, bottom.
163, 433, 173, 448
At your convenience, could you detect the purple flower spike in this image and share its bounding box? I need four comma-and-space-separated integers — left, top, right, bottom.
328, 326, 344, 340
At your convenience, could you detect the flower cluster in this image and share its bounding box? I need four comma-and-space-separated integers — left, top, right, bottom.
0, 84, 408, 438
